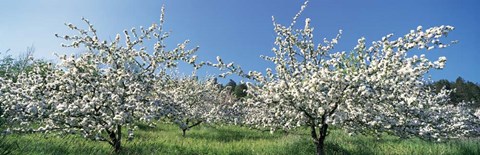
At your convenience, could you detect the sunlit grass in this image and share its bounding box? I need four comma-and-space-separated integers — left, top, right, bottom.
2, 123, 479, 155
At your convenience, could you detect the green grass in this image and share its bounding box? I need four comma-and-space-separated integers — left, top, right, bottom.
1, 123, 479, 155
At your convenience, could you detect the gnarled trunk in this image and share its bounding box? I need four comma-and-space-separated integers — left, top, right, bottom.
309, 110, 331, 155
113, 138, 121, 153
311, 123, 328, 155
315, 141, 325, 155
181, 120, 203, 137
108, 125, 122, 153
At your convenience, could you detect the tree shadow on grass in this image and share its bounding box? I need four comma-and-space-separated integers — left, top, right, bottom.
280, 138, 315, 155
122, 141, 255, 155
8, 135, 110, 155
342, 139, 377, 155
187, 127, 281, 142
280, 134, 383, 155
457, 145, 480, 155
449, 139, 480, 155
121, 136, 479, 155
326, 143, 357, 155
135, 123, 167, 132
280, 137, 358, 155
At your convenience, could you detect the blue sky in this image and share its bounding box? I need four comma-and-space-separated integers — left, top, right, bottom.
1, 0, 479, 83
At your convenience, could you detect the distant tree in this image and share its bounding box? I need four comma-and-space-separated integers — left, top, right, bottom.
225, 79, 237, 90
234, 83, 248, 98
431, 79, 451, 92
454, 77, 467, 102
431, 77, 480, 107
456, 78, 480, 105
0, 49, 14, 78
0, 46, 36, 81
163, 75, 240, 136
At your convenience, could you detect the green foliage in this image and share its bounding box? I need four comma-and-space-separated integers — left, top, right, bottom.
1, 123, 479, 154
0, 50, 15, 79
0, 46, 50, 82
225, 79, 237, 90
431, 77, 480, 107
222, 79, 248, 98
234, 83, 248, 98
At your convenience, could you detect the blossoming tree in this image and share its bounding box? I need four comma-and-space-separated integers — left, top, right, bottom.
233, 1, 479, 155
0, 6, 201, 153
159, 75, 243, 136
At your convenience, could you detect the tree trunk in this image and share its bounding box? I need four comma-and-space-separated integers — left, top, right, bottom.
315, 141, 325, 155
113, 139, 121, 154
307, 102, 337, 155
108, 125, 122, 153
181, 120, 202, 137
318, 123, 328, 155
311, 122, 328, 155
316, 127, 328, 155
313, 128, 328, 155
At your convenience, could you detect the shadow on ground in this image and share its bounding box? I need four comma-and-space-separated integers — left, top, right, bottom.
186, 127, 281, 142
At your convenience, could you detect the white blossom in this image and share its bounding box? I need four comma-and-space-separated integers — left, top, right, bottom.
0, 5, 201, 152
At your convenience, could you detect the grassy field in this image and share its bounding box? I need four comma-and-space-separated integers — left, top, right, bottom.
1, 123, 479, 155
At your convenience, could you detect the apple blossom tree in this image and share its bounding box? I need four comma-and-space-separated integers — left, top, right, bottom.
0, 6, 202, 153
159, 75, 244, 136
211, 1, 480, 155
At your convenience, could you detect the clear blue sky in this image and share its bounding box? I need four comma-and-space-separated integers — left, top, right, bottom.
1, 0, 479, 83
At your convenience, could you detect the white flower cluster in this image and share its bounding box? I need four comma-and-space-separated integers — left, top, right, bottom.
0, 6, 213, 152
0, 2, 478, 154
158, 75, 243, 136
227, 6, 479, 153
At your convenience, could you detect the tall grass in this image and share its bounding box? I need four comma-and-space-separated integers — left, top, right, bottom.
1, 123, 478, 155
